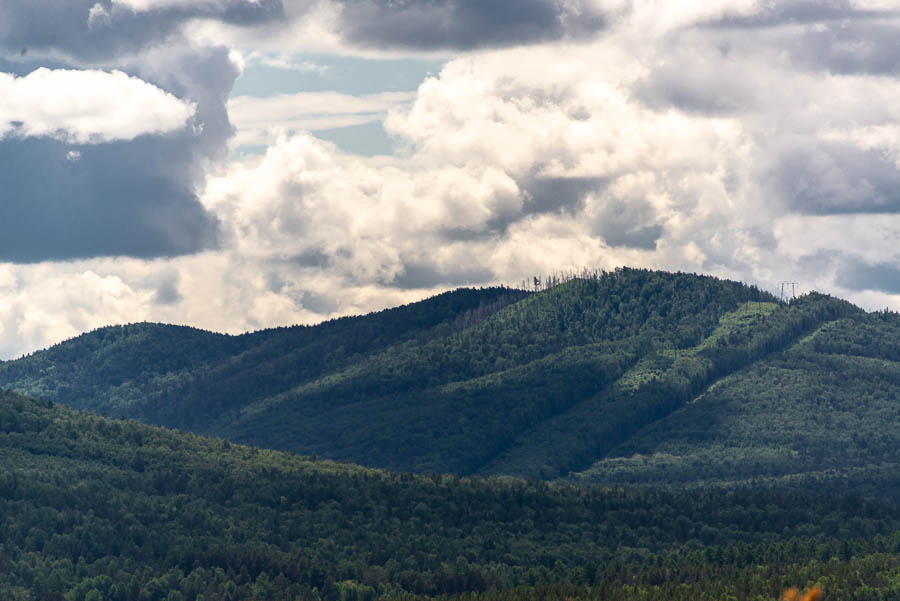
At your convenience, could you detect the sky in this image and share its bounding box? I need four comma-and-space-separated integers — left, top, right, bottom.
1, 0, 900, 359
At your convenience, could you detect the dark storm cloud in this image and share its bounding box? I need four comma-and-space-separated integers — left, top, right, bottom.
768, 142, 900, 215
0, 0, 284, 62
836, 259, 900, 295
338, 0, 608, 51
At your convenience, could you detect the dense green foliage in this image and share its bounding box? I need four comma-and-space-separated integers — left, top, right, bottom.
0, 286, 525, 432
2, 269, 787, 476
5, 389, 900, 601
3, 269, 900, 600
571, 310, 900, 494
1, 268, 896, 488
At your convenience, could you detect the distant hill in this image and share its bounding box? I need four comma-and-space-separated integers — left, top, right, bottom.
4, 389, 900, 601
4, 267, 898, 489
0, 285, 525, 435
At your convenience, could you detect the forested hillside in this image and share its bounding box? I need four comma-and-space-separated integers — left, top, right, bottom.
2, 267, 897, 489
5, 389, 900, 601
571, 309, 900, 493
0, 285, 525, 431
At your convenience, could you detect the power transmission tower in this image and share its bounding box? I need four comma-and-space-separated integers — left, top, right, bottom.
780, 281, 798, 303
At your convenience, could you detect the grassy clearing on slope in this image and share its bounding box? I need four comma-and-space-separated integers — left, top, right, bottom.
615, 301, 779, 394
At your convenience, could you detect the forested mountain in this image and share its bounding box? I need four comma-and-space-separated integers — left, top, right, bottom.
5, 388, 900, 601
571, 310, 900, 493
2, 267, 897, 490
0, 285, 525, 435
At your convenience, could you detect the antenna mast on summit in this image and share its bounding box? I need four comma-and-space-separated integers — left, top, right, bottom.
780, 281, 797, 302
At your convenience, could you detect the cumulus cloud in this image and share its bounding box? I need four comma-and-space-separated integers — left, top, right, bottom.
197, 4, 900, 316
0, 68, 196, 143
0, 254, 446, 359
4, 0, 900, 359
0, 44, 242, 262
0, 0, 262, 262
0, 0, 285, 261
197, 35, 740, 298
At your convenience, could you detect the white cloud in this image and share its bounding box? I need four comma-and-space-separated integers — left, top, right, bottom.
88, 2, 111, 28
0, 254, 446, 360
205, 15, 900, 315
0, 68, 196, 144
0, 265, 153, 360
228, 90, 416, 146
243, 50, 331, 73
774, 215, 900, 265
624, 0, 759, 33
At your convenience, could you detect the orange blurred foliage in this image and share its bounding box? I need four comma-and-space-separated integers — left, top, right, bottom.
782, 585, 822, 601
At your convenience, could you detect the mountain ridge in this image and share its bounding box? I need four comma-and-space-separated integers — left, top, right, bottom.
3, 267, 897, 489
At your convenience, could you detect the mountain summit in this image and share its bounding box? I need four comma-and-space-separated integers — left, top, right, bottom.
2, 268, 897, 490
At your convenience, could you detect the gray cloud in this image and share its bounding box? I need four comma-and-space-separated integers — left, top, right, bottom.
701, 2, 900, 77
430, 177, 602, 243
0, 135, 219, 262
634, 56, 757, 115
300, 290, 340, 314
133, 45, 239, 164
836, 259, 900, 295
288, 249, 332, 269
338, 0, 607, 50
591, 196, 663, 250
0, 0, 284, 62
767, 141, 900, 215
789, 20, 900, 75
0, 5, 252, 261
708, 1, 892, 29
522, 177, 600, 215
391, 260, 494, 289
149, 271, 184, 305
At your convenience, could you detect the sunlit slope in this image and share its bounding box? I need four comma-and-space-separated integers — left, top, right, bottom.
212, 270, 775, 473
570, 310, 900, 491
4, 267, 889, 483
477, 295, 861, 479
